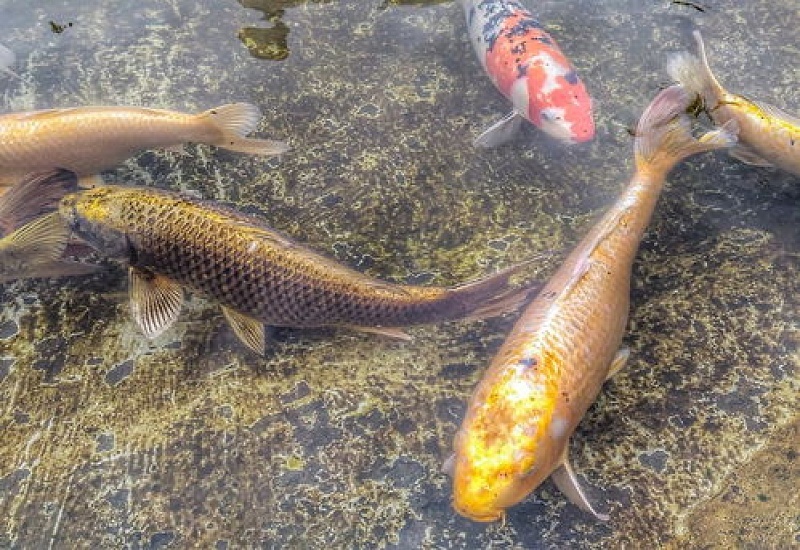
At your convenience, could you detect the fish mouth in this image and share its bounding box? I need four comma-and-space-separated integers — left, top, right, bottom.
452, 500, 504, 523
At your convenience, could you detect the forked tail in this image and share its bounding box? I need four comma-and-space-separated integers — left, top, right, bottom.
202, 103, 290, 157
634, 85, 737, 176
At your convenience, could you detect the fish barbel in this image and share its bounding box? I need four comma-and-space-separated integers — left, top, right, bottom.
0, 103, 289, 189
448, 86, 736, 522
459, 0, 594, 146
668, 30, 800, 175
58, 183, 536, 354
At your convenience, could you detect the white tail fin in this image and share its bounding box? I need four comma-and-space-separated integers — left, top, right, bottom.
666, 30, 725, 106
203, 103, 290, 156
634, 85, 737, 175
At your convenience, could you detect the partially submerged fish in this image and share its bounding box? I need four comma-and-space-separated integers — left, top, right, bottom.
459, 0, 594, 146
668, 30, 800, 175
448, 86, 735, 522
0, 43, 22, 80
0, 103, 289, 189
58, 183, 535, 354
0, 170, 98, 283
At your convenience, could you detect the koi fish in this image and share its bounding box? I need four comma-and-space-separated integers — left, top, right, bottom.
58, 182, 536, 354
459, 0, 594, 146
447, 86, 736, 522
0, 170, 98, 283
668, 30, 800, 175
0, 103, 289, 189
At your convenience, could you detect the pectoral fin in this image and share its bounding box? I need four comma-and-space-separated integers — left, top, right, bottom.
551, 446, 609, 521
474, 111, 524, 148
442, 453, 455, 477
606, 347, 630, 381
129, 266, 184, 339
221, 305, 267, 355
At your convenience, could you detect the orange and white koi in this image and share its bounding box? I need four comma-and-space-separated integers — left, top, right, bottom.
459, 0, 594, 146
0, 103, 289, 189
668, 30, 800, 175
448, 86, 735, 522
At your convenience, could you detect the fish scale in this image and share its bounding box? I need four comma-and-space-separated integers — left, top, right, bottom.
450, 86, 738, 522
58, 184, 534, 353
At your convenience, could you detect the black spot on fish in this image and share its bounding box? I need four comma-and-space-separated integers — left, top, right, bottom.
519, 357, 537, 368
517, 63, 528, 78
511, 42, 526, 55
563, 70, 579, 85
506, 19, 545, 39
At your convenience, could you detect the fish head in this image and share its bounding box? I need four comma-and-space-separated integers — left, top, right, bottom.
509, 52, 595, 144
450, 359, 566, 521
59, 188, 130, 258
532, 82, 595, 144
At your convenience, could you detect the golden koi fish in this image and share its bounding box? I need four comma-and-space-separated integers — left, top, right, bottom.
0, 103, 289, 189
668, 30, 800, 175
448, 86, 736, 522
57, 182, 535, 354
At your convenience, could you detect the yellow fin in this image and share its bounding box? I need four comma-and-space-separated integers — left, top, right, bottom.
203, 103, 289, 157
221, 305, 266, 355
129, 266, 184, 338
751, 99, 800, 128
0, 213, 94, 283
551, 445, 609, 521
606, 347, 630, 381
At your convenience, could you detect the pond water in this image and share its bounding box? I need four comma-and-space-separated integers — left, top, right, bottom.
0, 0, 797, 547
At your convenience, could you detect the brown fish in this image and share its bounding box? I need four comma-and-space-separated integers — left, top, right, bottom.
448, 86, 736, 522
58, 183, 535, 354
0, 103, 289, 189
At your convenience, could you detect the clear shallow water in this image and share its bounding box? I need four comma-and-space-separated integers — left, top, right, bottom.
0, 0, 797, 547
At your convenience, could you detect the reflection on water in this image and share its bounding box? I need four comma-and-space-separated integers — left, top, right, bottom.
0, 0, 797, 548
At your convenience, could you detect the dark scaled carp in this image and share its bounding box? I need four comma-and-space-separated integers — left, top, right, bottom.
56, 181, 537, 354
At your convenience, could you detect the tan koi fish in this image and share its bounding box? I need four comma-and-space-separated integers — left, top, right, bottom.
57, 182, 536, 354
668, 30, 800, 175
448, 86, 736, 522
0, 103, 289, 189
0, 170, 97, 283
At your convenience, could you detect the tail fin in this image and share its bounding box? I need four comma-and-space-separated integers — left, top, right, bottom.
666, 30, 724, 106
0, 212, 100, 284
444, 259, 541, 322
0, 169, 80, 236
634, 85, 737, 175
202, 103, 290, 156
